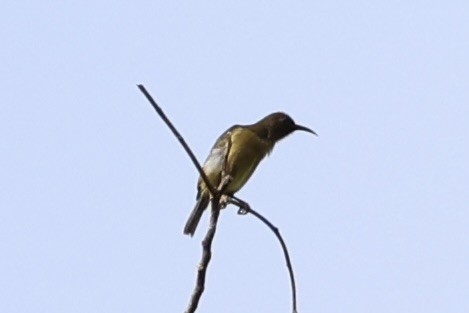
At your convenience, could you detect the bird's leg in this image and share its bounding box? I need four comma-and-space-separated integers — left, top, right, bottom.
217, 174, 232, 194
227, 195, 251, 215
217, 174, 233, 209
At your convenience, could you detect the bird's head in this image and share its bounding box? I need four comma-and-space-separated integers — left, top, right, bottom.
259, 112, 317, 142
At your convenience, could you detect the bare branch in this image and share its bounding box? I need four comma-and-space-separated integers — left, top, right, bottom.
184, 198, 220, 313
137, 85, 221, 312
137, 84, 217, 197
229, 196, 298, 313
185, 176, 231, 313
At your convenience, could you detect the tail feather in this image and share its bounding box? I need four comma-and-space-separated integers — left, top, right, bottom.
183, 195, 210, 236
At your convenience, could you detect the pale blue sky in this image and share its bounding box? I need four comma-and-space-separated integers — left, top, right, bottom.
1, 1, 468, 312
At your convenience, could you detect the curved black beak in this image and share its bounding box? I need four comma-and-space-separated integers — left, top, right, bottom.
294, 124, 317, 136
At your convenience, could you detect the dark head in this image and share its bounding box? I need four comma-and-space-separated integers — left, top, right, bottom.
255, 112, 317, 142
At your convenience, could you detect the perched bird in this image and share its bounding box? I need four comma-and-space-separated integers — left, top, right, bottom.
183, 112, 316, 236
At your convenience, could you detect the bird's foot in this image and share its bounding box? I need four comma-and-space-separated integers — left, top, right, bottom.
237, 203, 250, 215
227, 196, 251, 215
219, 195, 229, 209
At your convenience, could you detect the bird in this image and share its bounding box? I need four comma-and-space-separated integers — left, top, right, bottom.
183, 112, 317, 236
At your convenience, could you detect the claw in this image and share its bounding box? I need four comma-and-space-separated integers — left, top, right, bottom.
237, 202, 250, 215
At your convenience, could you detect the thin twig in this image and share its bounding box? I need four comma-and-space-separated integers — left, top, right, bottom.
137, 84, 217, 197
229, 196, 298, 313
184, 197, 220, 313
248, 207, 298, 313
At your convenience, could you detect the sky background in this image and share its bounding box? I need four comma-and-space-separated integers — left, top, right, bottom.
1, 1, 468, 312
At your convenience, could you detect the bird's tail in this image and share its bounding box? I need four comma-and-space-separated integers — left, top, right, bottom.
183, 195, 210, 236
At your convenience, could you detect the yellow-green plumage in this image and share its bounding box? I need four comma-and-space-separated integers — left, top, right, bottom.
183, 112, 316, 236
202, 127, 273, 196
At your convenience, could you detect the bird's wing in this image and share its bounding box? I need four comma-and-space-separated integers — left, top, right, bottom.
202, 126, 236, 176
196, 126, 237, 199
